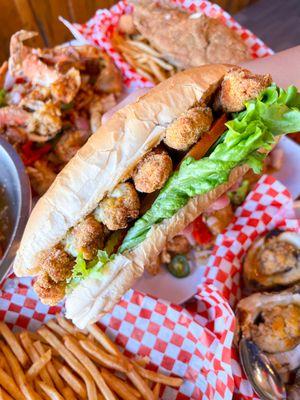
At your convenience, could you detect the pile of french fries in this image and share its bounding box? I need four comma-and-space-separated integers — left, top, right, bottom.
112, 32, 176, 84
0, 316, 183, 400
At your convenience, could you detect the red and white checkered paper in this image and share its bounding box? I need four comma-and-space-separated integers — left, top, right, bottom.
1, 175, 299, 399
63, 0, 273, 90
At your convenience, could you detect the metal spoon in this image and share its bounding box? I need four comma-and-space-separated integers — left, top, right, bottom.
239, 338, 287, 400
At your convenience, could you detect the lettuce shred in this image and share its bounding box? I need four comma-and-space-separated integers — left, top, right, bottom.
67, 250, 115, 290
119, 85, 300, 253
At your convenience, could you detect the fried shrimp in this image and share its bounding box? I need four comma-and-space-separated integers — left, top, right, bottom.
38, 245, 74, 283
214, 68, 272, 113
71, 215, 105, 260
133, 148, 173, 193
33, 272, 66, 305
163, 106, 213, 151
94, 182, 140, 230
160, 235, 191, 264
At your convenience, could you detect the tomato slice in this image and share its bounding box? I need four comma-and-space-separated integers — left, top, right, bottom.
192, 215, 213, 245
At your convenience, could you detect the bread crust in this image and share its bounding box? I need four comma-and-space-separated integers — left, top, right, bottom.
14, 64, 230, 277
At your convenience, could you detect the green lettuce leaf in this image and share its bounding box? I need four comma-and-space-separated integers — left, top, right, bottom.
67, 250, 115, 290
119, 85, 300, 253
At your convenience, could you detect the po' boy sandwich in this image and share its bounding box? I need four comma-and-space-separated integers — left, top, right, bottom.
14, 64, 300, 328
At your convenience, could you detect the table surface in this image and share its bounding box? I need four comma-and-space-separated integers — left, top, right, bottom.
235, 0, 300, 52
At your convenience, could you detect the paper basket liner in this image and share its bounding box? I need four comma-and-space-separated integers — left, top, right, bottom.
1, 175, 298, 399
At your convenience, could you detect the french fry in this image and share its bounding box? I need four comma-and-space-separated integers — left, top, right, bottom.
87, 325, 154, 400
34, 384, 48, 400
0, 367, 24, 400
126, 369, 154, 400
0, 341, 25, 386
26, 350, 51, 381
56, 315, 86, 340
33, 341, 64, 393
0, 355, 4, 370
38, 327, 97, 400
20, 332, 54, 387
79, 340, 129, 373
64, 336, 116, 400
153, 383, 160, 400
147, 55, 174, 71
0, 387, 14, 400
135, 67, 154, 82
27, 332, 45, 343
86, 325, 120, 356
37, 381, 64, 400
61, 387, 77, 400
46, 320, 67, 338
20, 382, 42, 400
0, 323, 29, 367
0, 352, 12, 377
148, 60, 166, 82
53, 359, 87, 399
127, 40, 161, 58
132, 362, 183, 387
101, 368, 141, 400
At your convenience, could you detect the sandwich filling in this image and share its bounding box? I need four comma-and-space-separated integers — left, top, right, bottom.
33, 68, 300, 305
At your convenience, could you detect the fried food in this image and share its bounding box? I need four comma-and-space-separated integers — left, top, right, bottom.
250, 304, 300, 353
258, 237, 299, 276
133, 148, 173, 193
26, 160, 57, 196
54, 129, 90, 163
0, 316, 184, 400
0, 322, 29, 368
163, 106, 213, 151
38, 245, 74, 283
118, 14, 138, 35
26, 102, 62, 141
214, 68, 272, 112
71, 215, 105, 260
2, 31, 121, 196
166, 235, 191, 255
26, 349, 51, 380
90, 94, 117, 133
133, 1, 250, 70
94, 182, 140, 230
160, 236, 191, 264
33, 272, 66, 305
50, 68, 81, 104
204, 203, 234, 236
